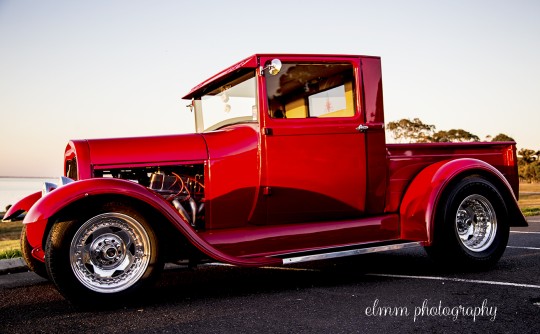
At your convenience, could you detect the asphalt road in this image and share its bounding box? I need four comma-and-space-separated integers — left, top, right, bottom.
1, 219, 539, 334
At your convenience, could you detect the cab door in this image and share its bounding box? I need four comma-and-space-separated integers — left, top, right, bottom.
259, 57, 367, 225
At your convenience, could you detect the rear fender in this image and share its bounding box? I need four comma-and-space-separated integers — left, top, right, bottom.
23, 178, 281, 267
2, 191, 42, 221
399, 158, 526, 245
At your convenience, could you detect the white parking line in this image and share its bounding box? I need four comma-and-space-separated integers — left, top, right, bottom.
507, 246, 540, 250
207, 263, 540, 289
262, 266, 320, 272
510, 231, 540, 234
204, 262, 540, 291
367, 273, 540, 289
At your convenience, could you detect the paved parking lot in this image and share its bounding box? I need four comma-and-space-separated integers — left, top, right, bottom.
1, 218, 539, 333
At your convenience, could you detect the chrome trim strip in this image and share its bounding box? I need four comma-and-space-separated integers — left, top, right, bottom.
273, 239, 401, 258
281, 242, 422, 265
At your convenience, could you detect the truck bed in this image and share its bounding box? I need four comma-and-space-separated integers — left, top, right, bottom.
385, 141, 518, 213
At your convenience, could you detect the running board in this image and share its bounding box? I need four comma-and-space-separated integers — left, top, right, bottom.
280, 241, 422, 265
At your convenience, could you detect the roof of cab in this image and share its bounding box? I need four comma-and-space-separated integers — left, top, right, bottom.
181, 54, 378, 100
182, 54, 258, 99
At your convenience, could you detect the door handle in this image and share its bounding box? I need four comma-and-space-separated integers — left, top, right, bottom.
356, 124, 369, 133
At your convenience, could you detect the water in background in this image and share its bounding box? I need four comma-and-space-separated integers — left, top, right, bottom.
0, 177, 57, 212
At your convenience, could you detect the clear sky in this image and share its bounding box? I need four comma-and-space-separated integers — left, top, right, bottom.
1, 0, 539, 177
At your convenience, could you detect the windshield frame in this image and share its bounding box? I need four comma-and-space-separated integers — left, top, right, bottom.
192, 69, 258, 133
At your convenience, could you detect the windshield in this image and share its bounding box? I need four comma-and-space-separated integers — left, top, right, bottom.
197, 72, 257, 132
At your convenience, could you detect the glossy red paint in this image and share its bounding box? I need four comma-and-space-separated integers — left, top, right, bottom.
201, 124, 261, 229
64, 140, 92, 180
22, 178, 281, 267
261, 120, 368, 224
201, 214, 399, 258
3, 191, 41, 221
31, 245, 45, 262
361, 57, 387, 215
65, 134, 208, 179
399, 158, 524, 243
386, 141, 521, 213
258, 55, 368, 225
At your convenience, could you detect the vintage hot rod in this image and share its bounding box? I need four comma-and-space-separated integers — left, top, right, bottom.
3, 54, 527, 305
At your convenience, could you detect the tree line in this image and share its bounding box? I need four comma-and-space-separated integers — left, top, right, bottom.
387, 118, 538, 183
517, 148, 540, 183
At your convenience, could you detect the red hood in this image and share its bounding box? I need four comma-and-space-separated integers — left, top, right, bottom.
65, 134, 208, 179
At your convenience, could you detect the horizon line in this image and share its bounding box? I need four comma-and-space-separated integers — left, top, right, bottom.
0, 176, 57, 179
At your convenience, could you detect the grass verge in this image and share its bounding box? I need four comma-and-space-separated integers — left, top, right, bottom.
0, 219, 22, 259
521, 207, 540, 217
518, 182, 540, 216
0, 248, 22, 260
0, 239, 22, 259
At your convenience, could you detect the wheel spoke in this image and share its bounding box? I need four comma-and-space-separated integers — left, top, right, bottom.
92, 264, 117, 278
117, 252, 133, 272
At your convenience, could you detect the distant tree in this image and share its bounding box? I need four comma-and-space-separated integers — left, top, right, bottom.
491, 133, 515, 142
528, 162, 540, 181
518, 148, 538, 164
386, 118, 435, 143
520, 161, 540, 183
430, 129, 480, 143
386, 118, 537, 182
517, 148, 540, 182
386, 118, 482, 144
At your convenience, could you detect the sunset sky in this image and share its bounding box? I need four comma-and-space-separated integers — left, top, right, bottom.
1, 0, 539, 177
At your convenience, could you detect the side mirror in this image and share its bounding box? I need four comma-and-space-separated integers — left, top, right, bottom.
186, 99, 195, 112
263, 59, 282, 76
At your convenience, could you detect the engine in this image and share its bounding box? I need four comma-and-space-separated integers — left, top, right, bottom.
92, 165, 205, 230
148, 171, 205, 229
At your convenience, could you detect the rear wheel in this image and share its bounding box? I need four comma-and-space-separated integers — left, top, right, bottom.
46, 203, 162, 306
20, 225, 48, 279
425, 176, 509, 269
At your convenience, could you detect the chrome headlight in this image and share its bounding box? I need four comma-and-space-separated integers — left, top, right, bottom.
42, 176, 75, 195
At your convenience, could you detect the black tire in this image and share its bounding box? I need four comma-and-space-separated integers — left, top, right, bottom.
20, 225, 49, 279
425, 176, 509, 270
45, 202, 162, 306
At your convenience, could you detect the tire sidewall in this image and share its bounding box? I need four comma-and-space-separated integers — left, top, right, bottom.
439, 176, 509, 267
45, 203, 161, 305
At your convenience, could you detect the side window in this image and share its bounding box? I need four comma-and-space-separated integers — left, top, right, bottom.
266, 63, 355, 119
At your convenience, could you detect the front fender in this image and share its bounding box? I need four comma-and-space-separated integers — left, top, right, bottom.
399, 158, 526, 244
24, 178, 281, 267
2, 191, 42, 221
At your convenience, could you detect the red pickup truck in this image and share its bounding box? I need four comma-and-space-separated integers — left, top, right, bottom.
4, 54, 526, 305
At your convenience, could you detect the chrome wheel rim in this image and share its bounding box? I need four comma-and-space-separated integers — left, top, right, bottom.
455, 194, 497, 252
70, 213, 151, 293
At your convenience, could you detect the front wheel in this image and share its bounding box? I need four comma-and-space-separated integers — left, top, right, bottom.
46, 203, 162, 305
425, 176, 510, 270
